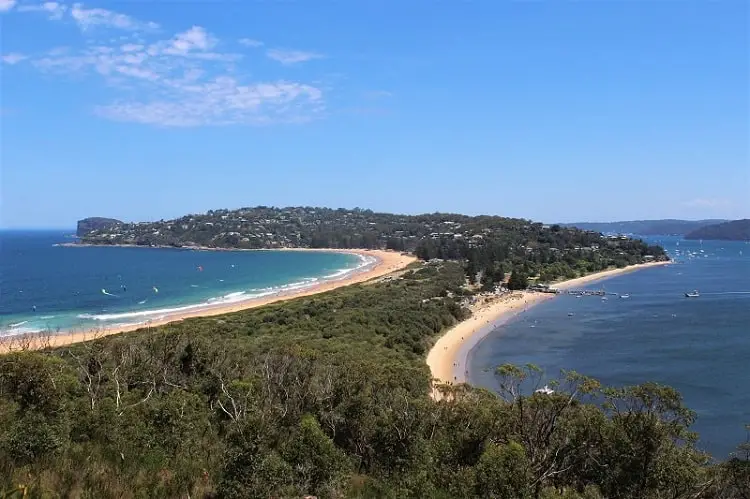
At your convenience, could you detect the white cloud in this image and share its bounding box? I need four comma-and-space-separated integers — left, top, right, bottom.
266, 48, 323, 65
120, 43, 143, 53
70, 3, 159, 31
6, 5, 328, 127
96, 80, 323, 126
17, 1, 66, 19
238, 38, 263, 48
162, 26, 215, 55
0, 0, 16, 12
1, 53, 27, 64
23, 24, 324, 127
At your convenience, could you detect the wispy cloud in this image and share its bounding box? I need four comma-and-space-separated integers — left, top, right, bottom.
238, 38, 263, 48
70, 2, 158, 31
15, 19, 324, 127
266, 48, 323, 65
1, 53, 27, 64
96, 80, 323, 127
682, 198, 733, 209
15, 1, 157, 30
161, 26, 215, 55
0, 0, 16, 12
363, 90, 392, 99
17, 1, 66, 19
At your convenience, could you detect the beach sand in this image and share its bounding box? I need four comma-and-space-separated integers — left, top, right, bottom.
426, 260, 672, 393
0, 249, 416, 353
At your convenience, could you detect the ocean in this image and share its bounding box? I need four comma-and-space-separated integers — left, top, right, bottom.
0, 231, 369, 336
467, 236, 750, 459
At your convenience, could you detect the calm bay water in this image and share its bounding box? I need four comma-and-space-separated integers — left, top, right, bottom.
468, 237, 750, 459
0, 231, 366, 335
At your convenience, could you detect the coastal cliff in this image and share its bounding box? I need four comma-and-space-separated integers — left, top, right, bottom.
76, 217, 122, 237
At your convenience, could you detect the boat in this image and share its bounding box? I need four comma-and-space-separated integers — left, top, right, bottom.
620, 294, 630, 299
684, 290, 700, 298
535, 385, 555, 395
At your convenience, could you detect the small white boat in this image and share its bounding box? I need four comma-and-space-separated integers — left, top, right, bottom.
685, 290, 700, 298
620, 294, 630, 299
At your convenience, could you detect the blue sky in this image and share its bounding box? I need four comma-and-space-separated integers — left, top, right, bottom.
1, 1, 748, 228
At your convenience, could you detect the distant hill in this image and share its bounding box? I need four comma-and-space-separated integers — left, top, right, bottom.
560, 219, 727, 236
684, 219, 750, 241
76, 217, 122, 237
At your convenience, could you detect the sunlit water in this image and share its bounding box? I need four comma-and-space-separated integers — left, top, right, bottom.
468, 237, 750, 459
1, 231, 367, 335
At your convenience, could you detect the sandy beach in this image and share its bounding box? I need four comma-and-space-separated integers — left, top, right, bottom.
0, 249, 416, 353
426, 260, 672, 392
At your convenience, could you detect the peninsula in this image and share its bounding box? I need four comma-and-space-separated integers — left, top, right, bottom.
75, 206, 668, 293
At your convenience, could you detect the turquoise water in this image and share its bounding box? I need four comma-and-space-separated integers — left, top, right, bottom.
467, 237, 750, 459
1, 231, 369, 335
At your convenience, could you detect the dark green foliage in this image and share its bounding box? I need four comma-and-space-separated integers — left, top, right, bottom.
76, 216, 122, 237
685, 219, 750, 241
507, 269, 528, 290
562, 219, 728, 237
0, 262, 740, 498
77, 206, 668, 292
475, 441, 532, 498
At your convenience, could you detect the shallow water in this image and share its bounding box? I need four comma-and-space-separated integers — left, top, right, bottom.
467, 237, 750, 459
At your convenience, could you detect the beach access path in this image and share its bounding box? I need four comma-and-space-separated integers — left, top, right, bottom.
426, 260, 672, 391
0, 249, 416, 353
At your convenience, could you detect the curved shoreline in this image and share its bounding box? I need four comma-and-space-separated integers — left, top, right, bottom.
0, 249, 416, 353
427, 260, 672, 392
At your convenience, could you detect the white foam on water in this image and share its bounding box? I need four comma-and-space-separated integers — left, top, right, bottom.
0, 325, 44, 337
324, 269, 350, 279
76, 286, 286, 322
41, 252, 381, 331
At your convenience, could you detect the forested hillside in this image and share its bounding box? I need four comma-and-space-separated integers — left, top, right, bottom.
561, 219, 726, 236
685, 219, 750, 241
78, 206, 668, 290
1, 262, 747, 498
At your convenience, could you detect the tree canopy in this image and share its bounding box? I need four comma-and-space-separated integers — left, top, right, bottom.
78, 206, 668, 292
0, 262, 746, 498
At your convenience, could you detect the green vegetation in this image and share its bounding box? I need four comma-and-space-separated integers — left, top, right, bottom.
78, 206, 668, 290
685, 219, 750, 241
561, 219, 728, 237
1, 262, 747, 498
76, 217, 123, 237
